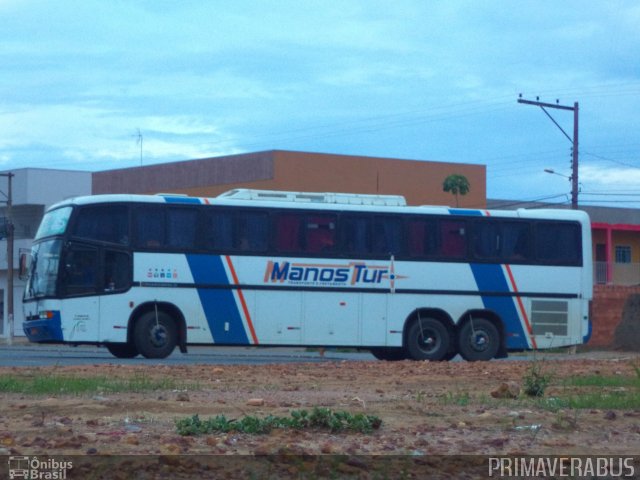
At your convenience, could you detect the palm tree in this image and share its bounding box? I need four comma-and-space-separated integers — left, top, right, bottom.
442, 174, 470, 207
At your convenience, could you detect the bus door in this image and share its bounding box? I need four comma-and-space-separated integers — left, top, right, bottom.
60, 243, 100, 342
97, 249, 133, 343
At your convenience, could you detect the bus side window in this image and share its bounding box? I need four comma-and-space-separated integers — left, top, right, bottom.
473, 222, 500, 259
306, 215, 336, 254
407, 219, 438, 257
167, 208, 198, 249
274, 213, 303, 253
440, 220, 466, 258
343, 216, 371, 256
64, 246, 99, 295
372, 217, 403, 255
235, 212, 268, 252
203, 210, 233, 251
501, 222, 530, 262
135, 207, 165, 248
72, 205, 129, 245
103, 250, 131, 291
535, 222, 581, 265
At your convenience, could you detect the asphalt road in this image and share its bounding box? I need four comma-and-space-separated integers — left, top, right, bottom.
0, 342, 376, 367
0, 341, 625, 367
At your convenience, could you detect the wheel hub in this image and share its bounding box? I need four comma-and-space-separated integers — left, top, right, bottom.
150, 325, 167, 347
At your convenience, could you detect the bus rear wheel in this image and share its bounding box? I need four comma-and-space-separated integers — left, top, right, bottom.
405, 317, 451, 361
133, 310, 178, 359
458, 318, 500, 362
105, 342, 139, 359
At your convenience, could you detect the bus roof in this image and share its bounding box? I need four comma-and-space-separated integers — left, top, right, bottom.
46, 190, 590, 223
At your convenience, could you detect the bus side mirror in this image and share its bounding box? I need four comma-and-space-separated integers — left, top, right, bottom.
19, 251, 31, 281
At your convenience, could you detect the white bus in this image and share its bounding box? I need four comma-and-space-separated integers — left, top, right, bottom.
22, 189, 592, 361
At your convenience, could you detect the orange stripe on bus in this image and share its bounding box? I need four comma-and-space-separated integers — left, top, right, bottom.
225, 255, 259, 345
504, 264, 537, 349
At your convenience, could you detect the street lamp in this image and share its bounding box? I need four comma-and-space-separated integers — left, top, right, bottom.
544, 168, 571, 179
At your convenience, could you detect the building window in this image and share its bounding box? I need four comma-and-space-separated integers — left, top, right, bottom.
615, 245, 632, 263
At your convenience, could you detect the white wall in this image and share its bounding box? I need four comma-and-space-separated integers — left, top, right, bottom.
0, 168, 92, 338
1, 168, 92, 207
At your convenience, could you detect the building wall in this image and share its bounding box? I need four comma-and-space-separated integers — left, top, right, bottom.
116, 150, 487, 207
93, 151, 274, 195
590, 285, 640, 348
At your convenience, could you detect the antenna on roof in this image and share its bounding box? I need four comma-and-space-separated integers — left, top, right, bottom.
133, 128, 143, 166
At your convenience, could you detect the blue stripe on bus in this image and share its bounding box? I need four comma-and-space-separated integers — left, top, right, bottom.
186, 254, 249, 344
162, 196, 202, 204
448, 208, 483, 216
448, 208, 529, 349
469, 263, 529, 349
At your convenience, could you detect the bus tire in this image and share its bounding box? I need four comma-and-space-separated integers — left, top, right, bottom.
405, 317, 451, 361
458, 318, 500, 362
105, 342, 139, 359
133, 310, 178, 359
370, 347, 406, 361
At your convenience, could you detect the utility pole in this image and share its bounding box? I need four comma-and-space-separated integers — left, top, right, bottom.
517, 95, 579, 209
0, 173, 14, 345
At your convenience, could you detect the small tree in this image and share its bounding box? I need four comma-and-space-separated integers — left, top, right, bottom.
443, 174, 470, 207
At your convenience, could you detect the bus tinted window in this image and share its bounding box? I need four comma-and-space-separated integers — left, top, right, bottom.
234, 211, 268, 252
305, 214, 336, 253
473, 222, 500, 258
135, 207, 165, 248
502, 222, 530, 262
72, 206, 129, 245
440, 220, 466, 258
203, 210, 233, 250
535, 222, 581, 265
63, 245, 99, 295
275, 213, 304, 252
472, 221, 531, 262
167, 208, 198, 249
407, 218, 438, 257
342, 216, 372, 255
373, 217, 403, 255
104, 250, 131, 291
202, 210, 267, 253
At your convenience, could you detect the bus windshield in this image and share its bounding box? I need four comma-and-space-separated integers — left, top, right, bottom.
35, 206, 72, 240
24, 239, 63, 299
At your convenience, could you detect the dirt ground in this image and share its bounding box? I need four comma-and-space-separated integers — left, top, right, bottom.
0, 352, 639, 478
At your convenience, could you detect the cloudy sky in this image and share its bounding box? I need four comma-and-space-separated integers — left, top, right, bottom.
1, 0, 639, 206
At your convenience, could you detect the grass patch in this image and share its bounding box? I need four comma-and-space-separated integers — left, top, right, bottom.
175, 407, 382, 435
561, 374, 640, 388
539, 391, 640, 410
439, 391, 472, 406
537, 372, 640, 410
0, 373, 198, 395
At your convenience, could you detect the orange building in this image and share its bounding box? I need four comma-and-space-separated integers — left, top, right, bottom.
93, 150, 486, 208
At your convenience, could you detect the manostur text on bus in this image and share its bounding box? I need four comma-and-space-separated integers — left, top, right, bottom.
265, 261, 391, 285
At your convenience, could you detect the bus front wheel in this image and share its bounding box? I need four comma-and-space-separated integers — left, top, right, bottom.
133, 310, 178, 359
405, 317, 451, 361
105, 342, 139, 359
458, 318, 500, 362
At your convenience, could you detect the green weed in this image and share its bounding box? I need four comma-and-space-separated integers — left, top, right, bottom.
175, 407, 382, 435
